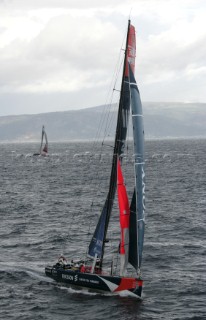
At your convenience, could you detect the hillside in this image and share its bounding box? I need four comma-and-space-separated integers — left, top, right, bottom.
0, 102, 205, 142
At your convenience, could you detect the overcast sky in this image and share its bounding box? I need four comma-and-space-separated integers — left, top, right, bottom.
0, 0, 205, 116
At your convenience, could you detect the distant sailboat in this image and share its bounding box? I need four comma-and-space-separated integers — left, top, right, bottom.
45, 20, 145, 298
33, 125, 48, 156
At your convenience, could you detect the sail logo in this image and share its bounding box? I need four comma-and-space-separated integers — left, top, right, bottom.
128, 44, 135, 69
62, 274, 74, 281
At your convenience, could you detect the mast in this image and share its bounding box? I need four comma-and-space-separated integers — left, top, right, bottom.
101, 20, 131, 261
88, 20, 136, 264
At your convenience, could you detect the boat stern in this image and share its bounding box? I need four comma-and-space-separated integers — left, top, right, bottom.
113, 277, 143, 297
133, 279, 143, 297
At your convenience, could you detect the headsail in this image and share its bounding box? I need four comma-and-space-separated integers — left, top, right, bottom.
88, 21, 136, 261
117, 159, 130, 276
128, 64, 145, 271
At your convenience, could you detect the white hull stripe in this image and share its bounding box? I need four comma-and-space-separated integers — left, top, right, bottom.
97, 276, 118, 292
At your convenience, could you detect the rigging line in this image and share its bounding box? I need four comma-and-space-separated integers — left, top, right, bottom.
76, 104, 114, 219
105, 36, 133, 143
83, 201, 94, 259
101, 50, 125, 145
104, 58, 124, 134
91, 73, 119, 148
84, 28, 128, 251
90, 102, 113, 154
85, 55, 124, 207
101, 93, 119, 146
105, 76, 123, 137
90, 32, 126, 152
89, 27, 126, 158
102, 103, 117, 144
87, 95, 118, 193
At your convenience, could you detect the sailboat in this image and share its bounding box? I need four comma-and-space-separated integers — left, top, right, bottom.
33, 125, 48, 156
45, 20, 145, 298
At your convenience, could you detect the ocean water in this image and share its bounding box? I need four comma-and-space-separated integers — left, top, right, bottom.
0, 139, 205, 320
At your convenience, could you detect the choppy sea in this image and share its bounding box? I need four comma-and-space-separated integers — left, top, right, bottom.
0, 139, 205, 320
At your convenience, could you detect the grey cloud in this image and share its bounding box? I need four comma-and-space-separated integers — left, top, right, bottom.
0, 0, 205, 116
28, 15, 121, 70
2, 0, 136, 10
0, 14, 122, 92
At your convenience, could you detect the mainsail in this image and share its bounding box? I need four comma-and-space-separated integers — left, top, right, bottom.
128, 65, 145, 272
88, 21, 136, 261
42, 129, 48, 153
40, 126, 48, 155
117, 159, 130, 276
